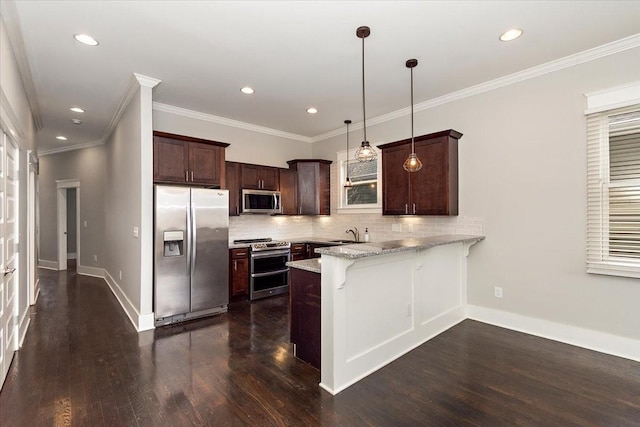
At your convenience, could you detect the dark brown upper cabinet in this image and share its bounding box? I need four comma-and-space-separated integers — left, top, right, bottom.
225, 161, 241, 216
380, 129, 462, 216
286, 160, 332, 215
153, 131, 229, 187
240, 164, 280, 190
279, 168, 298, 215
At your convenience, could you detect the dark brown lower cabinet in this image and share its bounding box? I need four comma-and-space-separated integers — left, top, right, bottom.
289, 268, 321, 370
290, 243, 308, 261
229, 248, 249, 301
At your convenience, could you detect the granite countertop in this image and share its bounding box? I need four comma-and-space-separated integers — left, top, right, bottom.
229, 236, 353, 249
314, 234, 485, 260
286, 258, 321, 274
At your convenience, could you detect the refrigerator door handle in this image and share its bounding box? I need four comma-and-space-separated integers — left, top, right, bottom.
191, 201, 197, 276
186, 202, 192, 276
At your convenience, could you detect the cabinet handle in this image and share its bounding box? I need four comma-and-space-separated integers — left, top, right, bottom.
405, 204, 408, 215
234, 260, 237, 271
236, 206, 239, 215
299, 206, 302, 215
185, 170, 189, 182
413, 203, 416, 214
190, 170, 194, 182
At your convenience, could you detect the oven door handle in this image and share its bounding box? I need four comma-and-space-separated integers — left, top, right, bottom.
251, 268, 289, 278
250, 249, 291, 259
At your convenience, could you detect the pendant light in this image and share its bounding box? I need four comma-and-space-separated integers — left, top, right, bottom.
403, 58, 423, 172
354, 26, 377, 163
344, 119, 353, 187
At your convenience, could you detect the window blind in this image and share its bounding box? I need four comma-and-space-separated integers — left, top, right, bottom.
586, 105, 640, 278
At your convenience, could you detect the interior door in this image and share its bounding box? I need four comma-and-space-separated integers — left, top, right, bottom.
57, 188, 67, 270
0, 132, 18, 388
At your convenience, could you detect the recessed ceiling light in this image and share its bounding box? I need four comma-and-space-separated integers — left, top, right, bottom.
56, 136, 68, 140
70, 107, 85, 113
499, 29, 523, 42
240, 87, 254, 94
72, 119, 82, 125
306, 107, 318, 114
73, 34, 99, 46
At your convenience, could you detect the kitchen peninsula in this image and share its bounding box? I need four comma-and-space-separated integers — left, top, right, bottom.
288, 234, 484, 395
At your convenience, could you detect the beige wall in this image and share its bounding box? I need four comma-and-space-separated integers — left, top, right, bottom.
104, 86, 144, 312
313, 47, 640, 341
38, 146, 107, 267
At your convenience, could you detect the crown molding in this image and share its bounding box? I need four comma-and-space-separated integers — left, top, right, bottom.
152, 102, 313, 143
134, 73, 161, 88
38, 139, 104, 157
100, 73, 161, 144
40, 73, 161, 157
0, 1, 43, 130
311, 32, 640, 143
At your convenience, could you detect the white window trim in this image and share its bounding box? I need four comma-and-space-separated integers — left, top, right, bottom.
336, 147, 382, 214
585, 82, 640, 279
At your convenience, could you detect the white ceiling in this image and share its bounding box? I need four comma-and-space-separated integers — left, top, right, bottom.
3, 1, 640, 154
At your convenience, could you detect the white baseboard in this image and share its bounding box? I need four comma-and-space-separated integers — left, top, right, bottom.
102, 270, 154, 332
37, 259, 58, 270
73, 266, 154, 332
67, 252, 77, 260
18, 309, 30, 347
33, 279, 40, 304
138, 313, 155, 331
77, 265, 106, 278
466, 305, 640, 362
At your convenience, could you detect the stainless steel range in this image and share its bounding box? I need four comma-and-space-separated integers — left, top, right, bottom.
233, 238, 291, 300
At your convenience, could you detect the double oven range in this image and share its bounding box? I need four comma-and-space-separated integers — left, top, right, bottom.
233, 238, 291, 300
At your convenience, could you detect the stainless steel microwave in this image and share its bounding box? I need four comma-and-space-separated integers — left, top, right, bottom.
242, 189, 282, 214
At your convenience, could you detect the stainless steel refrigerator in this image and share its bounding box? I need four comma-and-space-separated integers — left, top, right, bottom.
154, 185, 229, 326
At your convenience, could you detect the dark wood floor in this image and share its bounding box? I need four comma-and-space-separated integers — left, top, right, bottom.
1, 269, 639, 426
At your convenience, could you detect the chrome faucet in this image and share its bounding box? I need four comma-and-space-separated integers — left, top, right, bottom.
346, 227, 359, 242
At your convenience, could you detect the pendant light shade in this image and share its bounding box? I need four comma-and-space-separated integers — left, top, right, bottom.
403, 58, 423, 172
344, 119, 353, 187
355, 26, 377, 163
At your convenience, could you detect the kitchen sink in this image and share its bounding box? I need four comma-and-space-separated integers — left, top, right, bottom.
328, 240, 359, 244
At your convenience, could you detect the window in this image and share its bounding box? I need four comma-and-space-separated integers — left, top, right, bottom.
338, 149, 382, 212
586, 104, 640, 278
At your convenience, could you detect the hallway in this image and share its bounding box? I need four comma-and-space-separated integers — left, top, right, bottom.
1, 269, 639, 426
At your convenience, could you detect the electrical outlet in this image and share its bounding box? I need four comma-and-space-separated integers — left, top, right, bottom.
119, 270, 122, 280
494, 286, 503, 298
391, 223, 402, 232
83, 221, 88, 228
93, 255, 98, 263
133, 227, 139, 238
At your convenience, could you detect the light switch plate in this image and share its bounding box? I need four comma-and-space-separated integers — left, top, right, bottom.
133, 227, 139, 238
391, 223, 402, 232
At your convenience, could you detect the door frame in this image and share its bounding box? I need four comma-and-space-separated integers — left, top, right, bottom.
28, 152, 38, 304
56, 179, 80, 271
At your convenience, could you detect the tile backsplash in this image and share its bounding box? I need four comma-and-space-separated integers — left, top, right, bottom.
229, 214, 313, 242
230, 214, 482, 243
